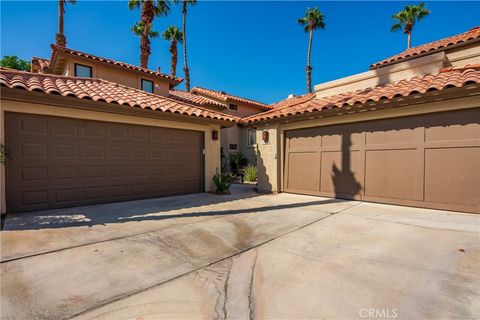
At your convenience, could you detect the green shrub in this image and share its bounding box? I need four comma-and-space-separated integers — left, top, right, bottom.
228, 152, 248, 176
212, 169, 233, 193
242, 165, 257, 182
0, 144, 7, 165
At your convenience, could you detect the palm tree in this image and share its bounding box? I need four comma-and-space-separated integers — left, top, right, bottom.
56, 0, 76, 47
131, 21, 159, 69
391, 3, 430, 49
298, 7, 325, 94
173, 0, 197, 92
128, 0, 170, 68
162, 26, 184, 77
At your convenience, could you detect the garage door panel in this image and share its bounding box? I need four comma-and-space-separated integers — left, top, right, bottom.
285, 109, 480, 212
83, 122, 105, 138
19, 117, 49, 135
425, 109, 480, 142
286, 128, 320, 149
6, 113, 204, 212
286, 152, 319, 192
425, 147, 479, 206
320, 151, 362, 196
366, 126, 418, 145
21, 190, 49, 208
364, 149, 421, 200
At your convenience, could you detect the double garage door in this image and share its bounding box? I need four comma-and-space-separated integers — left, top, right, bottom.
6, 113, 204, 212
284, 108, 480, 213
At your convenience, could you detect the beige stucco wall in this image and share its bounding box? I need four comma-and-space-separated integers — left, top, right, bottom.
445, 42, 480, 67
219, 102, 267, 169
63, 57, 171, 96
0, 99, 222, 214
314, 52, 445, 98
255, 96, 480, 193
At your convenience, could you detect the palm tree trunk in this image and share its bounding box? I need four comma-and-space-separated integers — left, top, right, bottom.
55, 0, 66, 46
183, 1, 191, 91
139, 0, 154, 69
407, 32, 411, 49
306, 28, 313, 93
140, 35, 150, 69
170, 40, 177, 77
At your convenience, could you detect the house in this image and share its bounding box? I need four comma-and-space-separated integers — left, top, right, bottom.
245, 26, 480, 214
0, 45, 238, 213
191, 87, 272, 166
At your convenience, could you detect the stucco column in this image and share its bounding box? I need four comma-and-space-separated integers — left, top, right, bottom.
0, 105, 5, 214
256, 124, 281, 193
205, 125, 222, 192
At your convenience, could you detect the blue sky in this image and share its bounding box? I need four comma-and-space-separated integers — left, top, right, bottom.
1, 1, 479, 103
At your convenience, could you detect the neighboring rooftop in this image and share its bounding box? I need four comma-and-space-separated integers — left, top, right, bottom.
168, 89, 226, 110
49, 45, 183, 86
0, 69, 237, 123
370, 26, 480, 69
243, 66, 480, 124
192, 86, 271, 110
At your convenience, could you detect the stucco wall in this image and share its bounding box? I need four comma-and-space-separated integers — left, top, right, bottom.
256, 124, 281, 192
255, 96, 480, 194
446, 42, 480, 67
63, 57, 171, 96
220, 102, 267, 170
314, 52, 445, 98
0, 99, 222, 214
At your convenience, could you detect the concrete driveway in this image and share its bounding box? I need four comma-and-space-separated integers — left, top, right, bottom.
1, 185, 479, 320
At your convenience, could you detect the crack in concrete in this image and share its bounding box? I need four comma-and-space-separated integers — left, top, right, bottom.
222, 262, 232, 320
63, 210, 339, 320
248, 250, 258, 320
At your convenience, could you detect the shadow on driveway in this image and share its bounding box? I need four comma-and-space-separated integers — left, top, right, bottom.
3, 185, 346, 231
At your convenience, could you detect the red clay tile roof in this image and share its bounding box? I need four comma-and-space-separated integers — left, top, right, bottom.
370, 27, 480, 69
192, 86, 271, 110
243, 67, 480, 124
168, 89, 226, 110
31, 57, 50, 73
0, 69, 238, 123
50, 45, 183, 85
268, 93, 316, 109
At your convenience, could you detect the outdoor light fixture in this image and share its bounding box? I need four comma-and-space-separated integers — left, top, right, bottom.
212, 130, 219, 140
262, 130, 269, 143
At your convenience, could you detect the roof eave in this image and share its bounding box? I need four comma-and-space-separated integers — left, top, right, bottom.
0, 87, 238, 127
243, 85, 480, 126
370, 37, 480, 70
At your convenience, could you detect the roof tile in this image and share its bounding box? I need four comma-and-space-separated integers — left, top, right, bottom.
370, 26, 480, 69
243, 67, 480, 124
0, 69, 238, 123
192, 86, 271, 110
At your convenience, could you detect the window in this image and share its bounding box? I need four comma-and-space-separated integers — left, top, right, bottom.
141, 79, 154, 93
74, 63, 92, 78
229, 103, 238, 111
247, 129, 256, 146
228, 143, 238, 151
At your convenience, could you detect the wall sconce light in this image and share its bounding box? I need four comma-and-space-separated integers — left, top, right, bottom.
212, 130, 219, 141
262, 130, 269, 143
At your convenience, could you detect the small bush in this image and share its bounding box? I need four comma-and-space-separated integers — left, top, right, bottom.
0, 144, 7, 165
228, 152, 248, 176
242, 165, 257, 182
212, 169, 233, 194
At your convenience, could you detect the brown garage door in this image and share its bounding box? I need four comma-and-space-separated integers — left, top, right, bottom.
5, 112, 204, 212
284, 108, 480, 213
